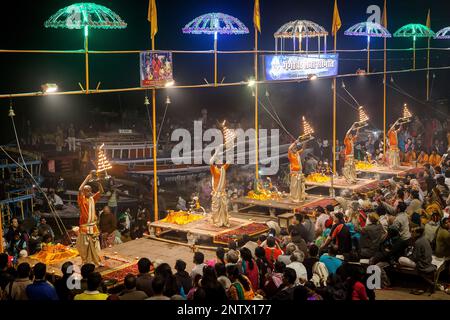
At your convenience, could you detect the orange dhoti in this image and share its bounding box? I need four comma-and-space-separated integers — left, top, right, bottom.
210, 165, 230, 228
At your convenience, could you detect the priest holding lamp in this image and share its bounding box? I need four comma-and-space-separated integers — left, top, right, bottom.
289, 117, 314, 203
343, 107, 369, 184
388, 104, 413, 170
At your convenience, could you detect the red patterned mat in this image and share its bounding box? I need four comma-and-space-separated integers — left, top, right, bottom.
300, 198, 338, 211
356, 180, 390, 194
102, 263, 139, 283
213, 223, 269, 245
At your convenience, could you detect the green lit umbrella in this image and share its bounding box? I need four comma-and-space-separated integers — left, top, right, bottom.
394, 24, 435, 70
45, 3, 127, 92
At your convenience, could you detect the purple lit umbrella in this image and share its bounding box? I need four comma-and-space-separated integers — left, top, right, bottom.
182, 12, 249, 86
345, 22, 391, 73
435, 27, 450, 39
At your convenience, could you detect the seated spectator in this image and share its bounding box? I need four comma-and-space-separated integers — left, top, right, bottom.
37, 217, 54, 239
320, 212, 352, 255
118, 274, 148, 300
424, 212, 440, 243
435, 218, 450, 258
215, 263, 231, 291
4, 262, 32, 300
174, 259, 192, 296
264, 237, 283, 268
200, 266, 227, 303
73, 263, 95, 295
319, 246, 343, 275
28, 227, 42, 255
26, 263, 59, 300
99, 206, 120, 249
226, 265, 255, 300
54, 261, 76, 301
146, 275, 170, 300
263, 261, 285, 299
272, 268, 298, 300
7, 230, 27, 259
136, 257, 154, 297
239, 247, 259, 291
303, 244, 320, 281
277, 243, 297, 266
191, 252, 206, 280
241, 235, 259, 258
287, 251, 308, 284
360, 213, 386, 259
399, 227, 436, 274
74, 272, 108, 300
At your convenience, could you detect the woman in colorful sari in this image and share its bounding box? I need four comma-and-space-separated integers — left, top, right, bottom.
226, 265, 255, 300
240, 248, 259, 291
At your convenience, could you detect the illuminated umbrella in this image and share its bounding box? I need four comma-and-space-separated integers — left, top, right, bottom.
182, 12, 249, 86
274, 20, 328, 54
435, 27, 450, 39
394, 24, 435, 70
45, 3, 127, 92
344, 22, 391, 73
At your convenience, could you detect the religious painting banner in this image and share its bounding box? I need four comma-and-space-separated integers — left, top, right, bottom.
264, 54, 339, 81
140, 51, 173, 87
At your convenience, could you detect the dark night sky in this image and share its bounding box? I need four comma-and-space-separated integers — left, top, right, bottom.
1, 0, 450, 144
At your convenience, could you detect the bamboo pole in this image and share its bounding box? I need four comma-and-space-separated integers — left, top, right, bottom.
427, 37, 431, 101
0, 204, 3, 253
413, 37, 416, 70
84, 27, 90, 94
383, 37, 387, 156
254, 27, 259, 181
367, 37, 370, 73
151, 35, 159, 222
332, 34, 337, 176
214, 33, 218, 87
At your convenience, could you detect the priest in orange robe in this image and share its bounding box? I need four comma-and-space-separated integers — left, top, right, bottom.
388, 122, 401, 169
76, 171, 104, 266
288, 140, 306, 203
209, 145, 231, 228
343, 126, 358, 184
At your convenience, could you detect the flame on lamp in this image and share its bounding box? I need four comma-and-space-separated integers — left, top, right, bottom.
96, 143, 112, 173
403, 104, 412, 119
358, 106, 370, 123
302, 116, 315, 136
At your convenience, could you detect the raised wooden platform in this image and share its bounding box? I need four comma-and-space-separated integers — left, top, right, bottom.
149, 216, 269, 246
306, 177, 378, 192
232, 196, 338, 214
357, 165, 416, 177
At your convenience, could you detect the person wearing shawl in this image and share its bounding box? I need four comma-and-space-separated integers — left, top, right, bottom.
77, 172, 104, 266
343, 126, 359, 184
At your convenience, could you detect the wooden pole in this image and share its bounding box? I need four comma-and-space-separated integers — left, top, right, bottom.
367, 38, 370, 73
332, 34, 337, 176
427, 37, 431, 101
254, 27, 259, 181
413, 38, 416, 70
214, 33, 218, 87
0, 204, 3, 253
383, 37, 387, 156
84, 27, 90, 94
152, 35, 159, 222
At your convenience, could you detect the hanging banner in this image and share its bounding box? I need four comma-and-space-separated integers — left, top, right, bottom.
264, 54, 339, 81
140, 51, 173, 87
